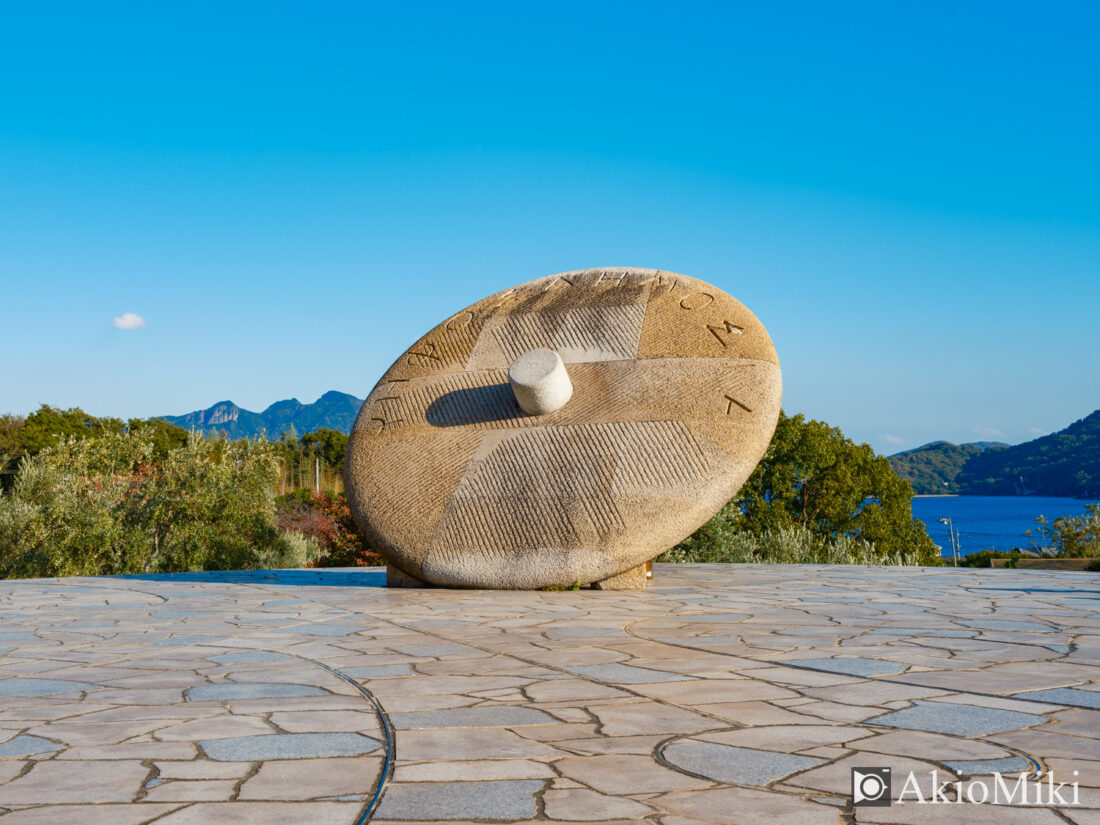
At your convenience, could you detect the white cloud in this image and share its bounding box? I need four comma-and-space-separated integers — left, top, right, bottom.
1029, 427, 1047, 436
882, 434, 905, 445
112, 312, 146, 330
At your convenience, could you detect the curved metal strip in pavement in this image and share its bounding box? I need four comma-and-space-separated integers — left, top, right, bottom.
269, 650, 396, 824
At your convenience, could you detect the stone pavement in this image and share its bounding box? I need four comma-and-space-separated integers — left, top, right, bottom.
0, 564, 1098, 825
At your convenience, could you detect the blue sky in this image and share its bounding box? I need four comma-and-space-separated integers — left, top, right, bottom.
2, 1, 1097, 454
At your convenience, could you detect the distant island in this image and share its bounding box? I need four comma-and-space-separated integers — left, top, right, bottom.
162, 391, 364, 440
890, 410, 1099, 498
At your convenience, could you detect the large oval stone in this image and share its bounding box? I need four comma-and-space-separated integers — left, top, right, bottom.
345, 268, 781, 588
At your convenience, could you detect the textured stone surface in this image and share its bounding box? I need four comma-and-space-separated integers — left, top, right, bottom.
345, 267, 782, 589
1, 564, 1098, 823
784, 657, 908, 677
662, 740, 824, 785
373, 780, 543, 820
866, 700, 1048, 736
200, 733, 381, 760
591, 563, 649, 591
186, 683, 327, 701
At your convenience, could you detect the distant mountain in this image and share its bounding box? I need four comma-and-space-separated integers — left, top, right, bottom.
889, 441, 1007, 494
958, 411, 1100, 497
890, 410, 1100, 497
162, 391, 364, 439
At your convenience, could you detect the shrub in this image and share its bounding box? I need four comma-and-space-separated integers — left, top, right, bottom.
658, 523, 932, 566
1026, 504, 1100, 558
276, 491, 382, 567
958, 550, 1023, 568
0, 431, 319, 578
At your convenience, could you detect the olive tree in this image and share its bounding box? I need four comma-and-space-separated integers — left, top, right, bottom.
672, 412, 940, 565
0, 431, 318, 578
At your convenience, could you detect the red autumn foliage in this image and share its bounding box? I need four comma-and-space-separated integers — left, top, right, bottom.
276, 491, 383, 567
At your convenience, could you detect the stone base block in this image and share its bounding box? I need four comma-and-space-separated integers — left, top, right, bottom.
386, 566, 431, 588
591, 562, 649, 590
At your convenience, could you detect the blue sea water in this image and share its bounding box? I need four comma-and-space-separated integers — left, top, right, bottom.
910, 496, 1099, 556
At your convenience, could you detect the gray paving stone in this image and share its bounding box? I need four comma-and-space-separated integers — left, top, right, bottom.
866, 700, 1048, 735
566, 663, 690, 684
272, 624, 367, 636
373, 780, 542, 820
670, 613, 750, 623
662, 740, 824, 785
200, 732, 381, 760
206, 651, 286, 664
0, 735, 60, 757
785, 657, 907, 677
151, 636, 218, 646
867, 628, 975, 637
1012, 687, 1100, 708
959, 619, 1054, 632
4, 563, 1099, 823
874, 603, 926, 611
942, 756, 1034, 774
391, 706, 556, 729
655, 634, 745, 646
389, 643, 480, 657
342, 664, 416, 679
186, 683, 328, 701
543, 626, 628, 638
0, 678, 100, 696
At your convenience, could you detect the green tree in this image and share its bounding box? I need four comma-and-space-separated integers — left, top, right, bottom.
676, 412, 940, 565
127, 417, 190, 462
301, 428, 349, 470
0, 414, 25, 490
16, 405, 125, 457
1027, 504, 1100, 558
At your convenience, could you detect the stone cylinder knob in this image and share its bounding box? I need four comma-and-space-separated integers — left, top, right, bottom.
508, 348, 573, 416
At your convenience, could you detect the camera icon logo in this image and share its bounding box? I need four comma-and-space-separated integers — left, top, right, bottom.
852, 767, 891, 806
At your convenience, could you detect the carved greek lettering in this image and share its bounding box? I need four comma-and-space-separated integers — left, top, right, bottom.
445, 310, 474, 330
725, 395, 752, 414
544, 275, 577, 291
707, 320, 745, 347
363, 413, 404, 436
679, 292, 715, 310
651, 274, 678, 295
485, 288, 519, 311
406, 341, 441, 365
596, 270, 627, 287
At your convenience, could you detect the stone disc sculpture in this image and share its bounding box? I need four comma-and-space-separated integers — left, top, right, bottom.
345, 267, 782, 589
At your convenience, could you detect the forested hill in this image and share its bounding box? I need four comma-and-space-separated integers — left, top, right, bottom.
958, 411, 1100, 497
162, 391, 364, 439
890, 410, 1100, 497
888, 441, 1006, 494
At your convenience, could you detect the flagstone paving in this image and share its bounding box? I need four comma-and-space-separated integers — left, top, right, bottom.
0, 564, 1098, 824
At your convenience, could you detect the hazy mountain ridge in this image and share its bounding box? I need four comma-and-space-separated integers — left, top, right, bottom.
162, 391, 364, 439
888, 440, 1007, 494
891, 411, 1100, 497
